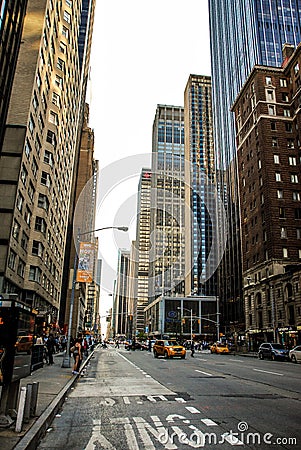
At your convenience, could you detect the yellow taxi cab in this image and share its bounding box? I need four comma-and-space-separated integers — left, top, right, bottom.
210, 342, 229, 354
153, 339, 186, 359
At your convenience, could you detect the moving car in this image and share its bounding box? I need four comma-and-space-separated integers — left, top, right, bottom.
210, 342, 229, 354
258, 343, 289, 361
289, 345, 301, 363
153, 340, 186, 359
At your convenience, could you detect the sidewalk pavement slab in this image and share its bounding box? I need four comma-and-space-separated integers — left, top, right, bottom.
0, 350, 93, 450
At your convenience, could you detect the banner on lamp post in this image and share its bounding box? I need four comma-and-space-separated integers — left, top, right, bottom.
77, 242, 95, 282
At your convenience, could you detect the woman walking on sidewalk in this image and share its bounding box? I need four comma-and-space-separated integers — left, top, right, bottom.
72, 338, 82, 374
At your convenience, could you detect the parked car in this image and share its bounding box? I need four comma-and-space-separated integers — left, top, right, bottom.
258, 343, 289, 361
210, 342, 229, 354
124, 341, 148, 351
289, 345, 301, 363
153, 340, 186, 359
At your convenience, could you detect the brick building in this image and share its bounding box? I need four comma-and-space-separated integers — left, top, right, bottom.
232, 44, 301, 350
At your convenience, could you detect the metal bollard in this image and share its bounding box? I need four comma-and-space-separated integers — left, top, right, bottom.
23, 383, 32, 423
15, 387, 27, 433
30, 382, 39, 417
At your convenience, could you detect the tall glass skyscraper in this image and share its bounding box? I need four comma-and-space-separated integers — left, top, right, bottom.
208, 0, 301, 335
149, 105, 185, 302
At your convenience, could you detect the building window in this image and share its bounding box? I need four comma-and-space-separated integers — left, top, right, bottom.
258, 159, 262, 169
280, 227, 287, 238
55, 74, 63, 89
277, 189, 283, 199
46, 130, 57, 147
41, 171, 51, 188
35, 217, 47, 234
59, 41, 67, 53
274, 154, 279, 164
272, 137, 278, 146
283, 248, 288, 258
8, 251, 16, 270
29, 115, 35, 134
294, 63, 300, 74
20, 165, 28, 185
44, 150, 53, 166
283, 109, 291, 117
24, 207, 31, 225
29, 266, 41, 282
293, 191, 301, 201
299, 250, 301, 259
16, 192, 24, 212
297, 229, 301, 239
52, 92, 60, 107
271, 121, 276, 131
266, 89, 274, 101
57, 57, 65, 71
32, 240, 44, 257
279, 207, 285, 218
266, 76, 272, 85
287, 139, 295, 148
268, 105, 276, 115
275, 172, 281, 182
28, 182, 35, 201
66, 0, 72, 6
49, 111, 58, 125
17, 260, 25, 278
280, 78, 287, 87
38, 193, 49, 211
12, 221, 20, 240
31, 157, 38, 178
63, 10, 71, 23
295, 208, 301, 219
21, 232, 28, 250
289, 156, 297, 165
62, 25, 69, 39
291, 174, 299, 183
282, 93, 289, 102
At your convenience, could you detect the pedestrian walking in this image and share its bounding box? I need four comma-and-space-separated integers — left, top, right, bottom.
72, 338, 82, 374
115, 340, 119, 349
191, 341, 195, 358
46, 333, 55, 365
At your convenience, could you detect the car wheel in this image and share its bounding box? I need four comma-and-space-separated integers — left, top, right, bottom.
154, 351, 158, 358
291, 355, 297, 363
258, 352, 264, 360
164, 351, 169, 359
271, 353, 276, 361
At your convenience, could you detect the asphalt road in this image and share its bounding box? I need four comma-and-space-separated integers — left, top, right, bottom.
37, 346, 301, 449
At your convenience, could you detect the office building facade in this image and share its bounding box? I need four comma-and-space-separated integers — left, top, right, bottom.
134, 168, 152, 334
0, 0, 95, 330
208, 0, 301, 337
149, 105, 186, 302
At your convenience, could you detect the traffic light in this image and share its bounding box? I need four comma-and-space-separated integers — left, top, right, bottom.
182, 318, 185, 324
197, 319, 201, 324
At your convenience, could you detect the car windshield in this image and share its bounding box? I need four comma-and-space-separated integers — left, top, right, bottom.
164, 341, 180, 346
272, 344, 285, 349
217, 343, 227, 347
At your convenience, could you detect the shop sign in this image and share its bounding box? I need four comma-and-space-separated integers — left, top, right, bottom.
277, 326, 296, 332
248, 329, 261, 334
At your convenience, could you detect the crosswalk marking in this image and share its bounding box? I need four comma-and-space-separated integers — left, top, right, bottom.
175, 397, 186, 403
185, 406, 200, 414
201, 418, 218, 426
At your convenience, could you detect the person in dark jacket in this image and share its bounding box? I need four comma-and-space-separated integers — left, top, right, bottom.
191, 341, 195, 358
46, 334, 55, 365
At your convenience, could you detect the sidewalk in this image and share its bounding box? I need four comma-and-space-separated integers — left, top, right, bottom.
0, 350, 93, 450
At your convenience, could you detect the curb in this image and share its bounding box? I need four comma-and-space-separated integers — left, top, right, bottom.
14, 351, 94, 450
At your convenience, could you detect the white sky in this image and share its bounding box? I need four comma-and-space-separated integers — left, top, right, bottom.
86, 0, 212, 332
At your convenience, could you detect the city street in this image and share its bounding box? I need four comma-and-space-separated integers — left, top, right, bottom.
37, 346, 301, 449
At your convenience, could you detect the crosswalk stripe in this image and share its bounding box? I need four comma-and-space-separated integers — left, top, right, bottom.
201, 418, 218, 426
185, 406, 200, 414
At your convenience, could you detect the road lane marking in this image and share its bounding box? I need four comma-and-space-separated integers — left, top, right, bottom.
222, 432, 244, 446
195, 369, 212, 377
229, 359, 244, 362
123, 396, 130, 404
201, 419, 218, 426
253, 368, 284, 376
185, 406, 200, 414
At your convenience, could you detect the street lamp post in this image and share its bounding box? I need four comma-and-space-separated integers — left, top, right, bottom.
62, 226, 128, 368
